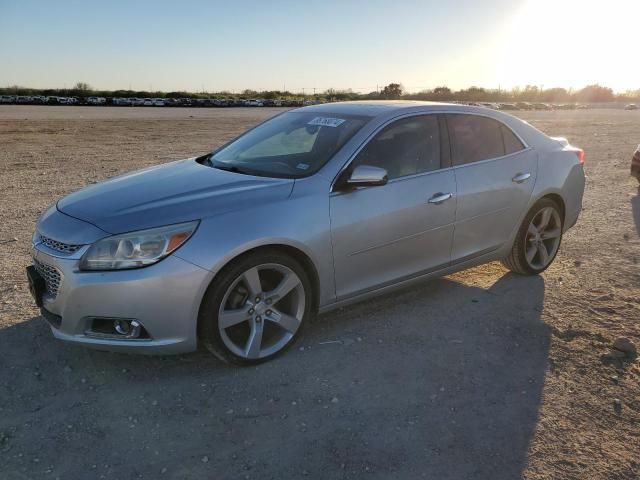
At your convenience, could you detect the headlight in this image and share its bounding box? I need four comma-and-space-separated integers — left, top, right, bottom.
79, 221, 199, 271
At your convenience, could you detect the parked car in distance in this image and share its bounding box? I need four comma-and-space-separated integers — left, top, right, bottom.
87, 97, 106, 105
28, 101, 585, 364
515, 102, 532, 110
624, 103, 638, 110
113, 97, 131, 106
632, 145, 640, 183
0, 95, 15, 103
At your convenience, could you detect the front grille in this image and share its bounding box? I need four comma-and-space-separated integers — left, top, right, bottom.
34, 260, 62, 297
39, 234, 83, 254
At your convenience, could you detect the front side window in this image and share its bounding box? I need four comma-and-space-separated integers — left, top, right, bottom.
208, 112, 369, 178
447, 114, 507, 165
352, 115, 441, 179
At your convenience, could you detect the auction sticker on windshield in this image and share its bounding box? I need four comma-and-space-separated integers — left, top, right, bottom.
308, 117, 346, 127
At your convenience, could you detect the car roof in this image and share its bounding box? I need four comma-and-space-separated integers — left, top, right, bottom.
297, 100, 459, 117
297, 100, 550, 149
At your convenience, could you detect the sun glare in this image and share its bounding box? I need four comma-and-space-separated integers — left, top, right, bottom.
497, 0, 639, 92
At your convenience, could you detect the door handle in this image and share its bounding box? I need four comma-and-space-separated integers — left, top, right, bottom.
428, 192, 453, 204
512, 172, 531, 183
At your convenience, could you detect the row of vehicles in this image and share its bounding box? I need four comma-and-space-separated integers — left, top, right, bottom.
465, 101, 591, 111
1, 95, 637, 110
0, 95, 312, 107
0, 95, 103, 105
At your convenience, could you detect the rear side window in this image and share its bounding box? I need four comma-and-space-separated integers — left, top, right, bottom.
447, 114, 504, 165
353, 115, 441, 179
501, 125, 525, 154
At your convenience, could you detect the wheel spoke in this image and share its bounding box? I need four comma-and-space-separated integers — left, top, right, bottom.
245, 321, 264, 358
537, 242, 550, 265
527, 223, 539, 237
266, 273, 301, 303
541, 227, 561, 240
526, 245, 537, 263
219, 306, 251, 329
242, 267, 263, 298
537, 208, 552, 230
267, 308, 301, 333
218, 263, 305, 360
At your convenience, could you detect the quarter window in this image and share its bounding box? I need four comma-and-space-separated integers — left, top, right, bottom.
501, 125, 525, 154
448, 114, 509, 165
353, 115, 441, 179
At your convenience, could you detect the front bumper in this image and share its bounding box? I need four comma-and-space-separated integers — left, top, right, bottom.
32, 243, 213, 354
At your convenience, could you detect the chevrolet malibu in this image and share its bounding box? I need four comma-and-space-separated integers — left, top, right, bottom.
28, 101, 586, 365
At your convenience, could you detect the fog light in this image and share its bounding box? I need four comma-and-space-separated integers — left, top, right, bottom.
114, 319, 141, 338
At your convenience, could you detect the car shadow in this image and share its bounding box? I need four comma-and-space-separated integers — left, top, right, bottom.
632, 190, 640, 236
0, 271, 548, 480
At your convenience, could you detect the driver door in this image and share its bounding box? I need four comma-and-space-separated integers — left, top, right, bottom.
330, 114, 457, 299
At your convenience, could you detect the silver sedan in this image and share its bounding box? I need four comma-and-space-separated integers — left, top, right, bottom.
28, 101, 585, 364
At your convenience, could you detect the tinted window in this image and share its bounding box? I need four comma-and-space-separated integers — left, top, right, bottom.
448, 114, 505, 165
353, 115, 440, 179
501, 125, 525, 154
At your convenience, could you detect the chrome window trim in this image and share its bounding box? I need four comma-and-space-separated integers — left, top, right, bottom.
329, 109, 530, 192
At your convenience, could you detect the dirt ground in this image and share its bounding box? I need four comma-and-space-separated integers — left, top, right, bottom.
0, 106, 638, 480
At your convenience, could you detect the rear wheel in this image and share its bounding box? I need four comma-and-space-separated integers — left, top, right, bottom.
199, 250, 313, 365
501, 198, 564, 275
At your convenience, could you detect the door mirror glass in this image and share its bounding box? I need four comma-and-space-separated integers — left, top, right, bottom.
347, 165, 388, 187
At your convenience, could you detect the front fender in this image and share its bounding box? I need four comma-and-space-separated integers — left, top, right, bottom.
174, 184, 335, 307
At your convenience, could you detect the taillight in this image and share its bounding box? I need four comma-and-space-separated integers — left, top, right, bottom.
575, 149, 585, 165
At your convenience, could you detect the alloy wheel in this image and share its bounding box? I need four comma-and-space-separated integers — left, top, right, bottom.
524, 206, 562, 270
217, 263, 305, 359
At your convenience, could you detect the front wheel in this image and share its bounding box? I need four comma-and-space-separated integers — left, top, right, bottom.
501, 198, 564, 275
198, 250, 313, 365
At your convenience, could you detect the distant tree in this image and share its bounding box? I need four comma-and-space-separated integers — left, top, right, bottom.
540, 87, 570, 102
517, 85, 540, 101
457, 86, 486, 101
74, 82, 92, 93
380, 83, 403, 99
575, 84, 614, 103
433, 86, 452, 98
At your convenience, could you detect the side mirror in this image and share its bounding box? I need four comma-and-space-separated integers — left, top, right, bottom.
346, 165, 388, 187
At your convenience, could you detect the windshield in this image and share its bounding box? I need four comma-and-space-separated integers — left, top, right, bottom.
208, 111, 370, 178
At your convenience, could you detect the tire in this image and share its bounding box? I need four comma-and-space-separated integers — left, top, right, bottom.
501, 198, 564, 275
198, 250, 314, 365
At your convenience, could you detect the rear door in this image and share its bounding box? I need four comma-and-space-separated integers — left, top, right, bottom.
446, 113, 537, 262
330, 114, 456, 299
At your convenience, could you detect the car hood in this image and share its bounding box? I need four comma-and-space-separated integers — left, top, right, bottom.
57, 159, 295, 234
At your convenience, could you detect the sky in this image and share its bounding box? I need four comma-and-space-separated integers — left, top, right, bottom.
0, 0, 638, 93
